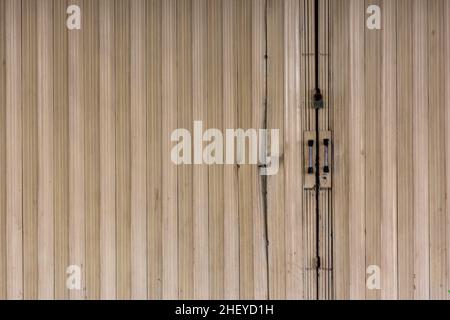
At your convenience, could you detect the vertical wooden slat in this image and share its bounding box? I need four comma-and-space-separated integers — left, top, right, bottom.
53, 0, 69, 300
252, 0, 268, 300
396, 0, 414, 300
445, 0, 450, 301
348, 0, 365, 299
300, 0, 312, 299
22, 0, 38, 300
161, 0, 178, 299
99, 0, 116, 300
305, 0, 318, 299
177, 0, 193, 300
84, 0, 100, 300
381, 0, 398, 300
130, 0, 147, 299
0, 0, 6, 300
147, 0, 163, 300
413, 0, 429, 300
192, 0, 209, 299
115, 0, 131, 300
318, 0, 332, 300
364, 0, 382, 301
68, 0, 85, 300
222, 0, 239, 300
207, 0, 225, 300
236, 0, 254, 299
6, 0, 23, 300
428, 0, 446, 300
330, 0, 350, 300
267, 0, 286, 300
37, 0, 54, 299
284, 0, 303, 300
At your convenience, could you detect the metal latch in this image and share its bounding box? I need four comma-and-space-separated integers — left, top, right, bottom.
303, 131, 332, 189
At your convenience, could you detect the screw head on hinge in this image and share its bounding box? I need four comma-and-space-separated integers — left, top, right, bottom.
312, 88, 324, 109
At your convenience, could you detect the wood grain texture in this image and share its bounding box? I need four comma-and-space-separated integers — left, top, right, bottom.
381, 0, 398, 300
22, 0, 38, 299
37, 0, 54, 299
207, 0, 225, 299
68, 0, 86, 300
192, 0, 210, 299
252, 0, 268, 300
329, 0, 450, 300
177, 0, 193, 300
53, 0, 69, 300
364, 0, 382, 301
413, 0, 430, 299
267, 0, 286, 300
348, 0, 365, 299
1, 0, 449, 301
147, 0, 163, 300
161, 0, 178, 299
330, 0, 350, 300
396, 0, 414, 300
115, 0, 131, 300
284, 0, 303, 300
99, 0, 116, 300
130, 0, 147, 300
6, 0, 23, 300
446, 0, 450, 301
428, 0, 446, 300
236, 0, 253, 300
222, 0, 239, 300
84, 0, 100, 300
0, 0, 6, 301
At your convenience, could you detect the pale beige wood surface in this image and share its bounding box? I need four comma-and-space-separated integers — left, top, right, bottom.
284, 0, 303, 300
236, 0, 253, 299
1, 0, 450, 301
115, 0, 131, 300
37, 0, 54, 300
191, 0, 209, 300
161, 0, 178, 299
330, 0, 350, 300
207, 0, 225, 299
53, 0, 70, 300
130, 0, 147, 300
99, 0, 116, 300
68, 0, 86, 300
446, 0, 450, 302
84, 0, 100, 299
396, 0, 414, 299
330, 0, 450, 300
348, 0, 366, 299
412, 0, 430, 299
147, 0, 163, 300
222, 0, 239, 300
381, 0, 398, 300
177, 0, 193, 300
0, 0, 5, 301
364, 0, 382, 301
267, 0, 286, 299
22, 0, 39, 299
6, 0, 23, 300
428, 0, 446, 300
252, 0, 269, 300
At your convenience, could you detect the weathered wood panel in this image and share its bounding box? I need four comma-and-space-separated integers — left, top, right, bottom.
1, 0, 449, 301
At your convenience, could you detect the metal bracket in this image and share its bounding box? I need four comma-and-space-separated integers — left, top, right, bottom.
312, 88, 324, 109
319, 131, 332, 189
303, 131, 316, 189
303, 130, 332, 189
